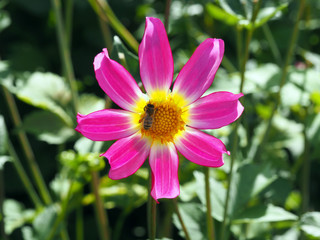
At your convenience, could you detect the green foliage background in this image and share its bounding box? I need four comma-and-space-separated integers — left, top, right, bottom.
0, 0, 320, 239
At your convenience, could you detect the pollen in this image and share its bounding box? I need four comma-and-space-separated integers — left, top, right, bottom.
140, 96, 186, 144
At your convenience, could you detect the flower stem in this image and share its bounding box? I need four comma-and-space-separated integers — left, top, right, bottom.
7, 138, 42, 208
262, 23, 282, 66
148, 170, 156, 240
113, 207, 131, 240
2, 86, 52, 205
88, 0, 139, 54
47, 181, 73, 240
173, 198, 191, 240
239, 0, 261, 93
236, 26, 243, 70
51, 0, 78, 115
65, 0, 73, 47
301, 127, 310, 214
0, 169, 7, 240
204, 167, 215, 240
220, 2, 261, 239
164, 0, 172, 31
76, 188, 84, 240
252, 0, 306, 161
91, 171, 110, 240
88, 0, 113, 51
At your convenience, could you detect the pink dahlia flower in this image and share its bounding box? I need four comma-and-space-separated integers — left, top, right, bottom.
76, 17, 244, 201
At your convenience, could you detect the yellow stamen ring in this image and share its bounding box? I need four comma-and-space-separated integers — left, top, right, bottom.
140, 96, 185, 144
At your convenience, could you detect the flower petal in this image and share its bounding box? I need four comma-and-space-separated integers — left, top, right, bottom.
172, 38, 224, 106
102, 133, 151, 180
188, 92, 244, 129
149, 142, 179, 201
94, 49, 145, 111
139, 17, 173, 95
75, 109, 139, 141
174, 127, 229, 167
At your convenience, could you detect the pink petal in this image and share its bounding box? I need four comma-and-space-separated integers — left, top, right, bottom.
139, 17, 173, 95
149, 142, 179, 201
172, 38, 224, 106
94, 49, 145, 111
75, 109, 138, 141
188, 92, 244, 129
174, 127, 229, 167
102, 133, 151, 180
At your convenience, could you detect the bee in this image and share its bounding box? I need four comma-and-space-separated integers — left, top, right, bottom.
141, 103, 156, 130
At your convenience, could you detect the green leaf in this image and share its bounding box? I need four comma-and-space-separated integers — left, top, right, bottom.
300, 212, 320, 239
307, 113, 320, 146
172, 203, 206, 240
0, 9, 10, 32
253, 4, 288, 29
78, 94, 105, 115
243, 63, 281, 93
22, 110, 74, 144
89, 169, 148, 210
50, 174, 70, 199
207, 1, 287, 30
3, 199, 36, 234
33, 205, 58, 240
206, 3, 242, 26
0, 156, 11, 170
288, 68, 320, 94
0, 115, 8, 155
21, 205, 60, 240
194, 171, 226, 221
233, 204, 298, 224
302, 50, 320, 71
14, 72, 73, 126
231, 221, 271, 240
230, 163, 277, 217
274, 227, 300, 240
217, 0, 252, 19
74, 137, 111, 155
111, 36, 140, 81
21, 226, 37, 240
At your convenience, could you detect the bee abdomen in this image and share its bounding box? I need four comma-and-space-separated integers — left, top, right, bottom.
143, 116, 153, 130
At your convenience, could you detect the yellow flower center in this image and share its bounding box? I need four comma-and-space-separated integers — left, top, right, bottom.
139, 95, 186, 143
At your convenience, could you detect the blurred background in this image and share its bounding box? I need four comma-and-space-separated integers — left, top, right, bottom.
1, 0, 320, 239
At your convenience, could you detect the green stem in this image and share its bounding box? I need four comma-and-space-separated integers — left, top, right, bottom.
91, 171, 110, 240
252, 0, 306, 161
164, 0, 172, 31
262, 23, 282, 66
173, 198, 191, 240
221, 56, 237, 73
88, 0, 139, 54
7, 139, 42, 208
2, 86, 52, 205
113, 207, 131, 240
301, 127, 310, 214
65, 0, 74, 48
0, 170, 8, 240
148, 170, 156, 240
239, 0, 261, 93
220, 124, 239, 240
76, 188, 84, 240
159, 201, 173, 238
220, 2, 261, 239
89, 0, 113, 51
204, 168, 215, 240
236, 26, 243, 70
51, 0, 78, 115
46, 181, 73, 240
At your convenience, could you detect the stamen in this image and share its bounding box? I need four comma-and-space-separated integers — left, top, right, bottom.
140, 96, 185, 143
